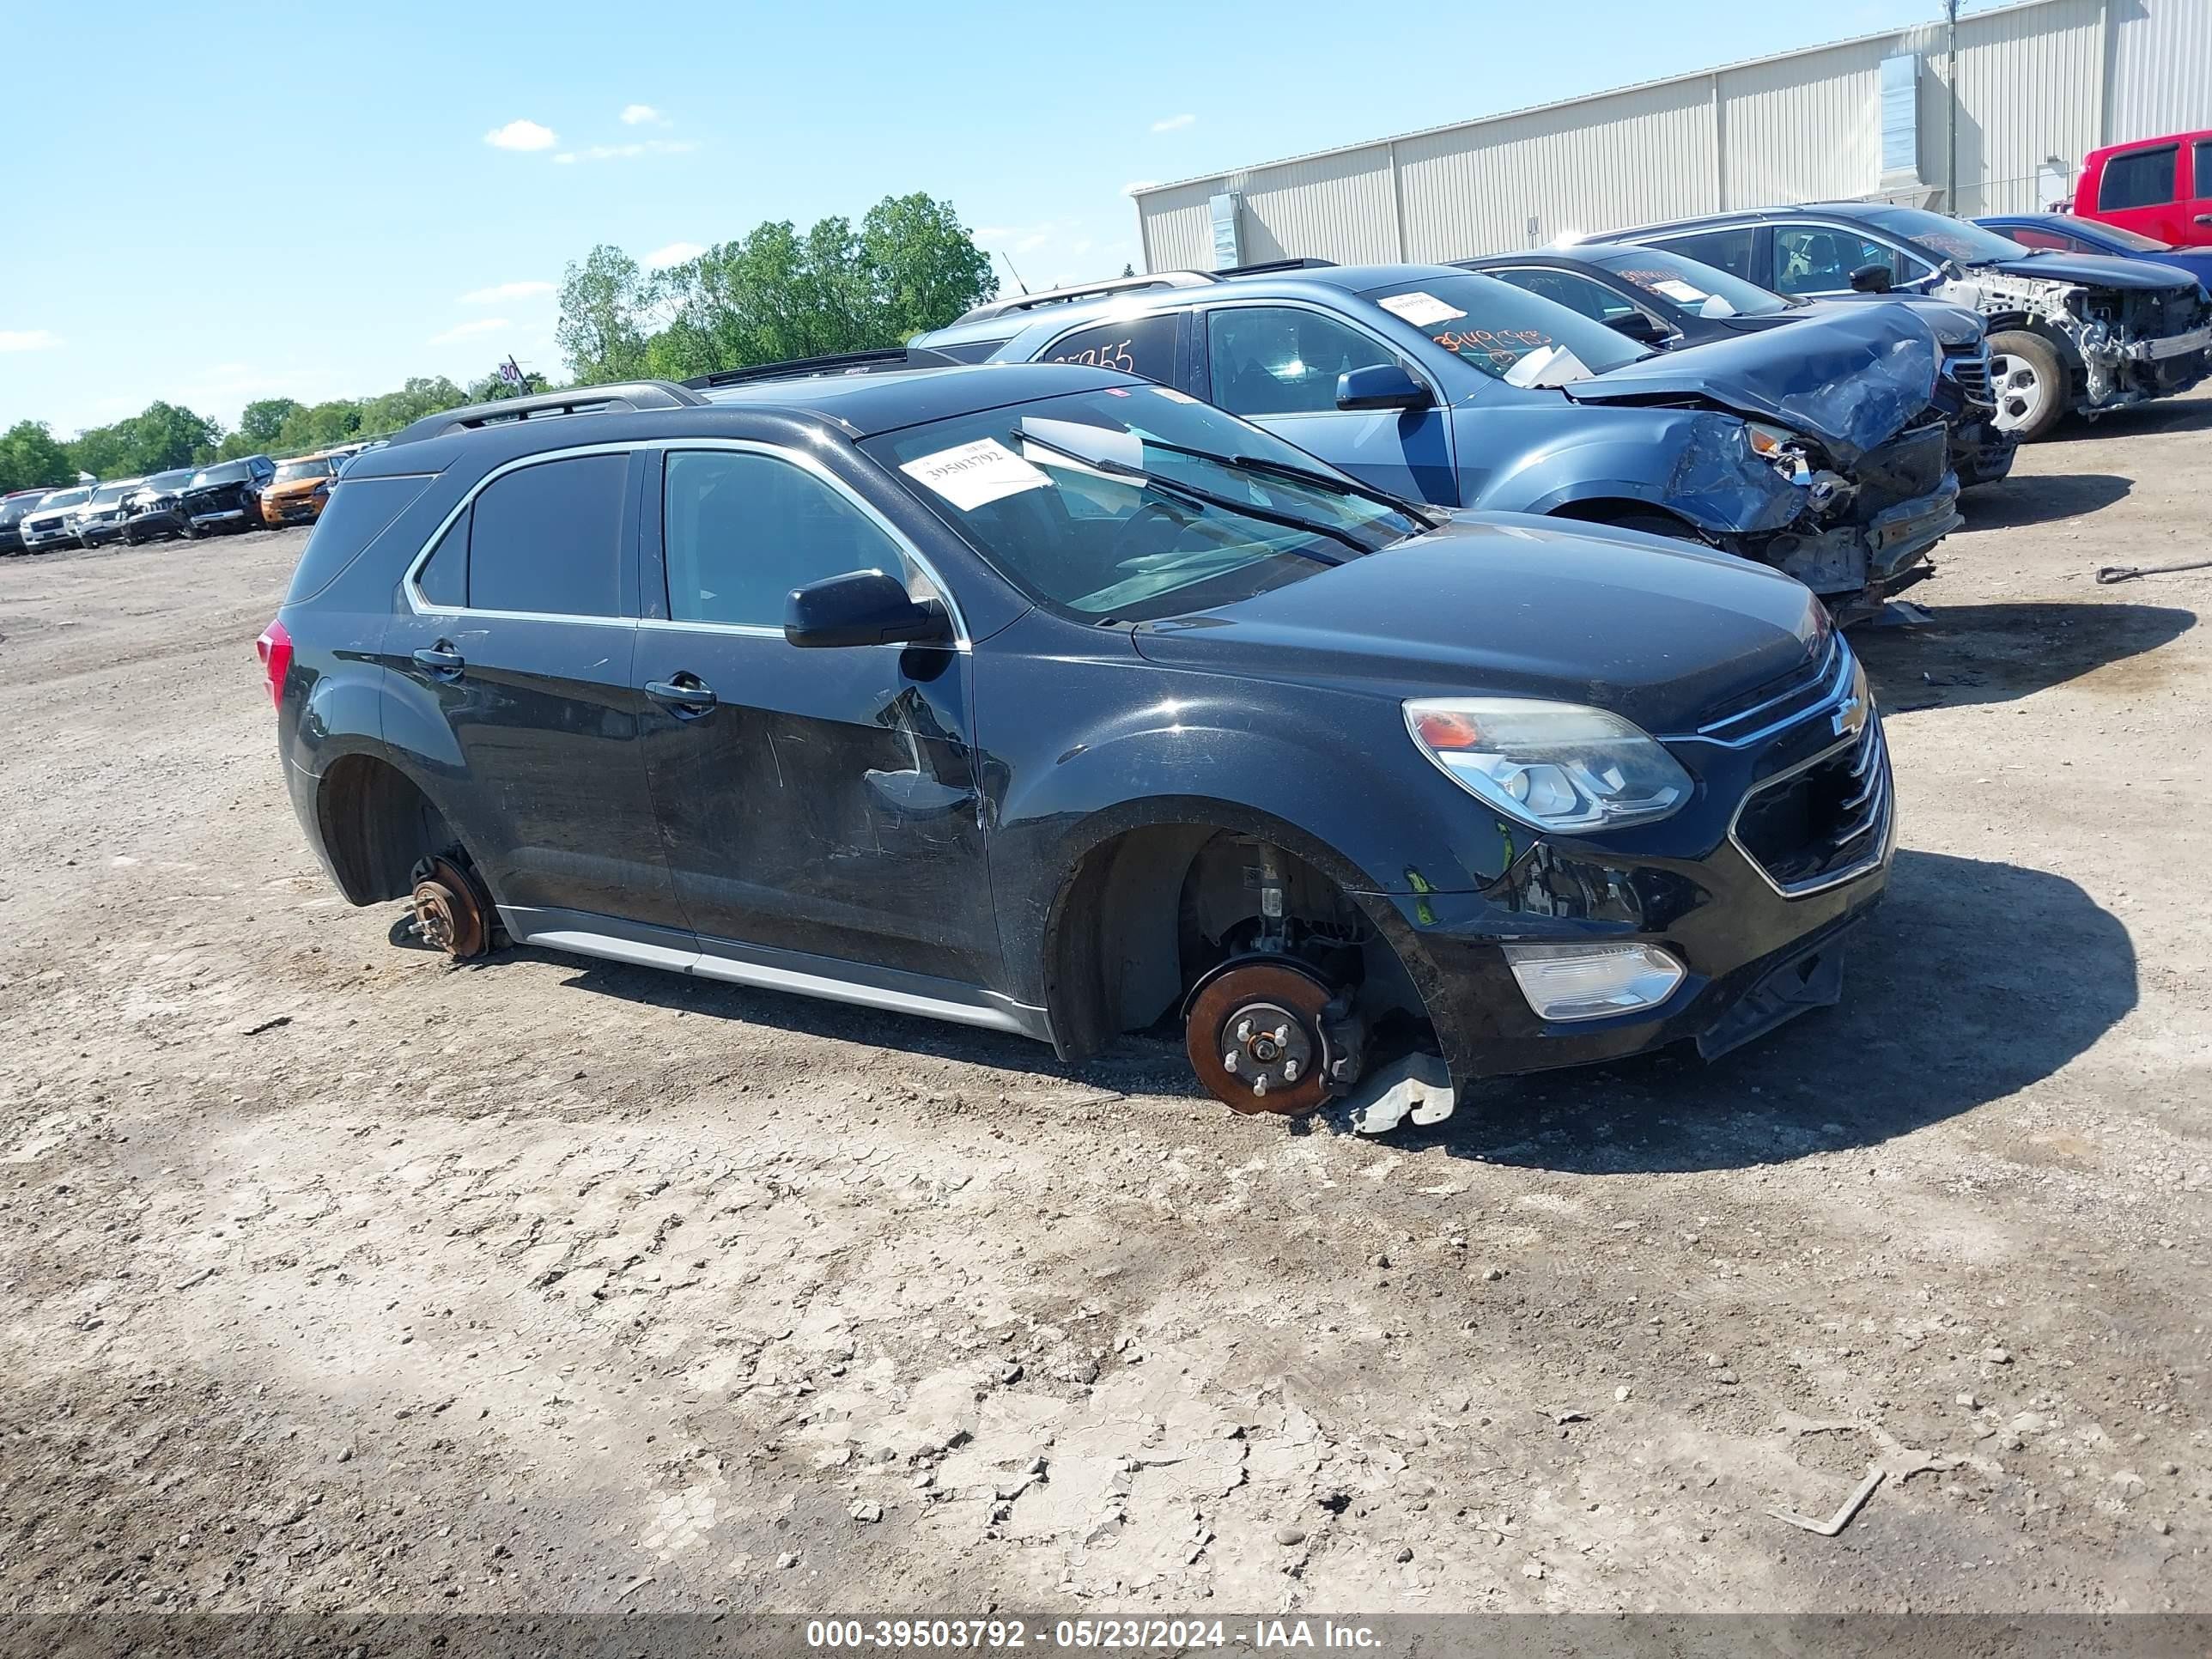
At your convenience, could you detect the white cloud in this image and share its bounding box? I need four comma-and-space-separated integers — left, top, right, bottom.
620, 103, 669, 126
1151, 113, 1196, 133
459, 279, 556, 304
428, 318, 511, 345
642, 240, 706, 270
553, 153, 576, 164
1121, 179, 1161, 197
484, 118, 558, 152
0, 328, 62, 351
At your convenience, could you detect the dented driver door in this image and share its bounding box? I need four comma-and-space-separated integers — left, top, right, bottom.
632, 444, 1000, 987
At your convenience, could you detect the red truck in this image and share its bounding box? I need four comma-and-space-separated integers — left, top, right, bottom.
2073, 131, 2212, 247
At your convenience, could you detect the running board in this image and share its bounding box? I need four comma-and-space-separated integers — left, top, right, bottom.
501, 908, 1050, 1042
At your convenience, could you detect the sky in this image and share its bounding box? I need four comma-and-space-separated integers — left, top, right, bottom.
2, 0, 1973, 438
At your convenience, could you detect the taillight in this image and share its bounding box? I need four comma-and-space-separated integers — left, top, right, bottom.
256, 618, 293, 709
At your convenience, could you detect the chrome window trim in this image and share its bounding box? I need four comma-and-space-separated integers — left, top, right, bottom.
658, 439, 970, 650
401, 441, 644, 626
1036, 304, 1186, 370
400, 437, 969, 648
1196, 294, 1445, 413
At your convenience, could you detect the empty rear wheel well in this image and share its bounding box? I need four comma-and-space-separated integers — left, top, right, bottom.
316, 754, 462, 906
1043, 823, 1425, 1061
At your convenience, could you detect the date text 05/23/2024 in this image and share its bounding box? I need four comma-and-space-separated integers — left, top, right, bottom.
805, 1618, 1382, 1650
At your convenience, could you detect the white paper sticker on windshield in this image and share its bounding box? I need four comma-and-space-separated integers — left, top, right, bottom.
900, 437, 1049, 511
1651, 278, 1711, 305
1152, 386, 1199, 404
1376, 290, 1468, 327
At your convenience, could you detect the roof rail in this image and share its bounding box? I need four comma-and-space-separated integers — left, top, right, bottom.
1212, 257, 1340, 277
951, 270, 1218, 325
679, 346, 965, 390
386, 381, 708, 447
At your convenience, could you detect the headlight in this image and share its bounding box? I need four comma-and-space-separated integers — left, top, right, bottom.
1404, 698, 1692, 832
1744, 422, 1800, 459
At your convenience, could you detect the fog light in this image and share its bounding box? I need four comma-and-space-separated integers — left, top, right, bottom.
1502, 941, 1685, 1021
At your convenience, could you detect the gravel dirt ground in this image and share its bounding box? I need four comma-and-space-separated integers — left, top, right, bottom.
1, 396, 2208, 1620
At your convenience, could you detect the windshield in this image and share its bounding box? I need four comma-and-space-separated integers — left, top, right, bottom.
273, 459, 333, 484
1, 495, 44, 523
1581, 244, 1795, 317
190, 462, 249, 487
143, 469, 194, 490
1358, 272, 1650, 384
89, 483, 135, 505
862, 386, 1429, 623
39, 488, 92, 510
1857, 208, 2027, 265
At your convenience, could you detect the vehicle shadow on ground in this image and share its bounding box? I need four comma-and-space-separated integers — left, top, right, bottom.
1960, 471, 2130, 529
1854, 599, 2194, 713
1396, 848, 2134, 1174
2057, 397, 2212, 441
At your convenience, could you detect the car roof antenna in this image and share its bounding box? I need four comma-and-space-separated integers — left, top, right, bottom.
997, 251, 1030, 296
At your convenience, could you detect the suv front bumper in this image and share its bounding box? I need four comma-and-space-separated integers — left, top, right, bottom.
1375, 696, 1896, 1086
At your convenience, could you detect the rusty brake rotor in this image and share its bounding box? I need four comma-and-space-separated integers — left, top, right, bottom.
1184, 958, 1338, 1116
410, 855, 489, 960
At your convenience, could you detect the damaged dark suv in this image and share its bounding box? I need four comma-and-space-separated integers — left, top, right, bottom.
1609, 204, 2212, 441
263, 363, 1893, 1133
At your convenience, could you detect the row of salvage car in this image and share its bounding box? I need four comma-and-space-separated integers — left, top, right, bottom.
910, 201, 2211, 623
0, 447, 359, 556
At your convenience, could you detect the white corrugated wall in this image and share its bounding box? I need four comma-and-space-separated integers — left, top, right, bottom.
1133, 0, 2211, 270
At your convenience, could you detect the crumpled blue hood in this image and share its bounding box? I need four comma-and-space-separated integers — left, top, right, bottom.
1984, 251, 2203, 292
1560, 304, 1940, 466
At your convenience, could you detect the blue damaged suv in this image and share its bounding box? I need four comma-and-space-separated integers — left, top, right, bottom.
915, 259, 1963, 619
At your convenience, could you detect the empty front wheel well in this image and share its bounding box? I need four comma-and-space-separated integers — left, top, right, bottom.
1549, 500, 1706, 542
1043, 822, 1426, 1062
316, 754, 463, 906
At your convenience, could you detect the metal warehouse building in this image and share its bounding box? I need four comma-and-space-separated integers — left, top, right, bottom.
1132, 0, 2210, 271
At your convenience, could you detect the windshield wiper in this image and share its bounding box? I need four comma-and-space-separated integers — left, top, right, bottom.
1009, 428, 1376, 558
1129, 436, 1444, 526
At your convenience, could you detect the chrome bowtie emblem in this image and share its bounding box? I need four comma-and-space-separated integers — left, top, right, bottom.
1832, 693, 1867, 738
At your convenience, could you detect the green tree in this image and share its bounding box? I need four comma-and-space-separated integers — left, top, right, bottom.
65, 401, 222, 477
556, 244, 653, 383
635, 194, 995, 383
465, 368, 549, 402
0, 421, 76, 493
860, 192, 996, 340
355, 377, 467, 438
236, 398, 305, 450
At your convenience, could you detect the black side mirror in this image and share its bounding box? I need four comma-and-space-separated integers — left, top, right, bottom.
785, 568, 951, 649
1605, 311, 1670, 344
1848, 263, 1895, 294
1336, 362, 1433, 412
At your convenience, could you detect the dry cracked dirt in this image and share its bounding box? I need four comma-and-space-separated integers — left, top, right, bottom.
1, 392, 2208, 1620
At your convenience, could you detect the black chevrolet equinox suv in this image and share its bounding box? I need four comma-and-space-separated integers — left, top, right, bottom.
263, 357, 1893, 1130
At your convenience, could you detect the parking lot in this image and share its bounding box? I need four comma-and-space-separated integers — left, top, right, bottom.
1, 391, 2208, 1615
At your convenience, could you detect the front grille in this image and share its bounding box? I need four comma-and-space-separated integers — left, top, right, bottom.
1692, 632, 1848, 747
1852, 420, 1948, 511
1942, 347, 1992, 404
1733, 715, 1889, 894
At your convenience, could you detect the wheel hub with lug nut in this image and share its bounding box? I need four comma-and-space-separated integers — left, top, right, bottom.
1184, 960, 1337, 1116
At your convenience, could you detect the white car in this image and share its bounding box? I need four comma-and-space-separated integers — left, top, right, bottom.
19, 486, 94, 551
71, 477, 147, 548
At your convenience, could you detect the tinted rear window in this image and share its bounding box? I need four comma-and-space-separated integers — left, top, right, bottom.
1649, 228, 1757, 281
465, 453, 628, 617
2100, 146, 2177, 210
283, 475, 437, 604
